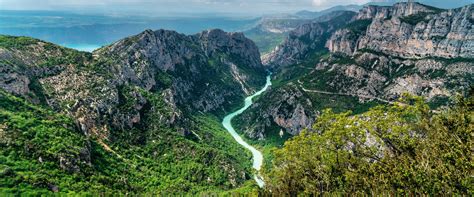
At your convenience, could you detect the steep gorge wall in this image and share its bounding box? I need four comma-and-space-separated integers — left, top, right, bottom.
327, 3, 474, 58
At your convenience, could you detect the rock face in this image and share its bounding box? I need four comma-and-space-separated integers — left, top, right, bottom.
235, 84, 316, 139
0, 29, 266, 139
263, 11, 356, 68
354, 2, 435, 20
252, 18, 311, 34
238, 2, 474, 139
96, 29, 265, 114
327, 2, 474, 58
249, 9, 359, 35
312, 51, 473, 101
0, 30, 265, 190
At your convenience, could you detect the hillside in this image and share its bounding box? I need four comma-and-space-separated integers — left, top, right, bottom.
236, 2, 473, 140
244, 5, 362, 54
0, 1, 473, 195
264, 93, 473, 194
0, 28, 267, 194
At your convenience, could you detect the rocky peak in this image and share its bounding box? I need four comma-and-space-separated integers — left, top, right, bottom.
97, 29, 191, 73
243, 3, 473, 141
327, 3, 473, 58
0, 28, 266, 139
355, 2, 440, 20
195, 29, 263, 69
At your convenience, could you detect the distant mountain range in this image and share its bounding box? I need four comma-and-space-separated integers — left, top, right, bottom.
1, 0, 472, 53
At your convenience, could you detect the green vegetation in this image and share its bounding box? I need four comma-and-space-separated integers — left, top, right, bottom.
427, 56, 474, 64
0, 35, 39, 49
400, 12, 431, 25
344, 19, 372, 38
27, 77, 48, 106
272, 50, 330, 88
0, 90, 256, 194
431, 35, 446, 41
245, 30, 286, 55
305, 92, 381, 115
469, 17, 474, 25
264, 93, 473, 195
429, 95, 451, 109
38, 49, 91, 68
0, 90, 93, 194
0, 35, 92, 68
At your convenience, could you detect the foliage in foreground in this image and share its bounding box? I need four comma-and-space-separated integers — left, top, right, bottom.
0, 91, 254, 195
264, 93, 473, 195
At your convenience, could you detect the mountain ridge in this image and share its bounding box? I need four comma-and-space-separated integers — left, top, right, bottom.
0, 28, 267, 193
236, 2, 473, 140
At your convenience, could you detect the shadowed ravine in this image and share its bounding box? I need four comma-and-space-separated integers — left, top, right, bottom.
222, 75, 271, 188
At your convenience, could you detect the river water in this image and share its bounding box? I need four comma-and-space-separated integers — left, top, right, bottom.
222, 75, 271, 188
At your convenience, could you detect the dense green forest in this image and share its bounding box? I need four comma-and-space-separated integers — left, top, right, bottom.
263, 91, 473, 195
0, 90, 258, 195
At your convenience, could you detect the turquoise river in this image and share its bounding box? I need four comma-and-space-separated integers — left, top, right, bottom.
222, 75, 271, 188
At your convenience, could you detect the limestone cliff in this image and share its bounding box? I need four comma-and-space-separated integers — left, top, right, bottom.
237, 2, 474, 140
0, 30, 268, 190
263, 11, 356, 68
0, 29, 266, 139
327, 2, 474, 58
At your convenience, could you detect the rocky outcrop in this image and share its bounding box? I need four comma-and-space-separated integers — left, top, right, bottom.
96, 29, 265, 114
235, 84, 316, 139
326, 28, 359, 55
354, 2, 436, 20
327, 3, 474, 58
263, 11, 356, 68
0, 29, 266, 139
0, 32, 263, 190
316, 51, 473, 100
238, 3, 473, 139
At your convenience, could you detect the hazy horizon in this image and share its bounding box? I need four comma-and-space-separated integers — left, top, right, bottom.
0, 0, 474, 17
1, 0, 472, 51
0, 0, 375, 17
1, 0, 472, 17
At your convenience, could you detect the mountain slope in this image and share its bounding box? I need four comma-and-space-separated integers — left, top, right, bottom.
0, 28, 267, 193
329, 3, 473, 58
244, 5, 361, 54
236, 2, 473, 139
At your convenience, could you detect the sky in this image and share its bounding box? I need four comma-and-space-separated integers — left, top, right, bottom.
0, 0, 379, 16
0, 0, 472, 16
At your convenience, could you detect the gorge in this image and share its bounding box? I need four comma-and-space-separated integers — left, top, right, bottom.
0, 1, 473, 195
222, 75, 272, 188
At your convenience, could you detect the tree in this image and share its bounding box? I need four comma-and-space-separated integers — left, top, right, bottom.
264, 94, 473, 195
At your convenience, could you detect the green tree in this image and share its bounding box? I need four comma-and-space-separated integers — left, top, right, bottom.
264, 93, 473, 195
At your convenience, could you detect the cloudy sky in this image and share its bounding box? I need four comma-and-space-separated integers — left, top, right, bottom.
0, 0, 371, 13
0, 0, 472, 16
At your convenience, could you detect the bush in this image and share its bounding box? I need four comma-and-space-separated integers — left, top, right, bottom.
400, 13, 430, 25
264, 93, 473, 195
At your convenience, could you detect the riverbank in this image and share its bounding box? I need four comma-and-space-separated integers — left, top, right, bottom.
221, 75, 271, 188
